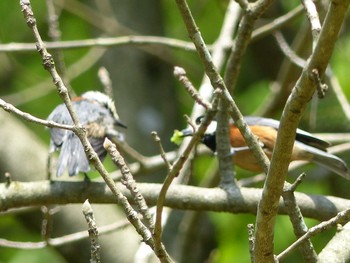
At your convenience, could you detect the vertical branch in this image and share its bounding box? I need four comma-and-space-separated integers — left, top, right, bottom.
175, 0, 269, 183
224, 0, 274, 93
41, 206, 55, 243
254, 1, 350, 262
326, 68, 350, 121
153, 104, 218, 254
45, 0, 72, 94
82, 200, 101, 263
216, 98, 235, 186
98, 67, 113, 98
282, 176, 318, 262
175, 0, 241, 188
248, 224, 255, 263
301, 0, 322, 50
175, 0, 238, 187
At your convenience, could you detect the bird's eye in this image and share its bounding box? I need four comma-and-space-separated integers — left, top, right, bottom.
195, 116, 204, 125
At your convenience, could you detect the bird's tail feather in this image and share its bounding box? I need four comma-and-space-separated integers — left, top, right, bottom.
57, 133, 90, 177
303, 143, 350, 180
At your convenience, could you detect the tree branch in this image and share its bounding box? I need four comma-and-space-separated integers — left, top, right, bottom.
1, 181, 350, 222
254, 1, 350, 261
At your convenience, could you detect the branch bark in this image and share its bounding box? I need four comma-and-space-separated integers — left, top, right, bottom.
1, 181, 349, 222
254, 1, 350, 262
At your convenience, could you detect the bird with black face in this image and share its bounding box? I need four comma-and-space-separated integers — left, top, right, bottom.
172, 116, 350, 180
47, 91, 126, 177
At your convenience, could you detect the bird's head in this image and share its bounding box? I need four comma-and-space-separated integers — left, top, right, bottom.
81, 91, 127, 129
171, 116, 217, 152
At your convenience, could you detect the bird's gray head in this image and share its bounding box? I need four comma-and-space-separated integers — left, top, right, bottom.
81, 91, 127, 128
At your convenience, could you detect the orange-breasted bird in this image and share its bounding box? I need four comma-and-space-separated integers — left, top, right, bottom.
175, 116, 350, 179
47, 91, 126, 177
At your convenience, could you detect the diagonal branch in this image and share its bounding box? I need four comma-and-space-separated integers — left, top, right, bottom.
254, 1, 350, 262
19, 1, 172, 261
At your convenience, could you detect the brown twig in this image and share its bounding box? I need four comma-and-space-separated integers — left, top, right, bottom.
98, 67, 113, 98
153, 99, 218, 255
104, 139, 155, 231
173, 66, 212, 110
274, 31, 306, 68
248, 224, 255, 263
302, 0, 321, 50
3, 47, 106, 106
45, 0, 72, 95
251, 5, 304, 41
282, 175, 318, 262
151, 132, 172, 171
82, 200, 101, 263
224, 0, 274, 93
0, 218, 132, 249
277, 207, 350, 261
0, 36, 196, 53
0, 98, 74, 131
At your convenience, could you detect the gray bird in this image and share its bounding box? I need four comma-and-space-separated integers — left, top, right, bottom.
47, 91, 126, 177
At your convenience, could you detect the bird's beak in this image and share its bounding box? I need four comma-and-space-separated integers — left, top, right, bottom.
180, 128, 194, 137
116, 119, 127, 129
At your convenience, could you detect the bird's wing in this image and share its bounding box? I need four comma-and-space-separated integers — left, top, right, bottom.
232, 116, 330, 151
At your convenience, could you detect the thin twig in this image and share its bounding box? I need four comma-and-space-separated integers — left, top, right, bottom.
3, 47, 106, 106
277, 207, 350, 261
224, 0, 274, 93
216, 99, 236, 186
248, 224, 255, 263
20, 0, 82, 130
274, 31, 306, 68
104, 139, 155, 232
153, 99, 219, 254
176, 0, 241, 189
302, 0, 321, 50
0, 36, 196, 53
0, 98, 74, 131
282, 176, 318, 262
4, 172, 11, 186
109, 138, 150, 167
173, 66, 212, 110
82, 200, 101, 263
45, 0, 71, 94
41, 206, 58, 243
151, 132, 173, 171
0, 218, 132, 249
98, 67, 113, 98
251, 5, 304, 41
325, 68, 350, 121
